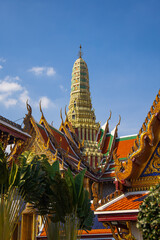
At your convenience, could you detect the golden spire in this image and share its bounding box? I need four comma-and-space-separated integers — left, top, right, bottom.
78, 45, 83, 58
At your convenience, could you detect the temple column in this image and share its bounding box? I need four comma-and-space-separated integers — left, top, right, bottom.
93, 155, 95, 168
82, 127, 84, 141
93, 129, 96, 141
86, 128, 88, 141
90, 127, 92, 141
78, 127, 81, 139
20, 204, 36, 240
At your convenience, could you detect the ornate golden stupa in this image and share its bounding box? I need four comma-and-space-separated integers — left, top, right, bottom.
67, 46, 102, 167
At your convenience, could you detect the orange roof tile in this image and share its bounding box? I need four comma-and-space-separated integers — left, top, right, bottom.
39, 227, 46, 236
39, 227, 113, 237
115, 138, 136, 159
97, 192, 148, 212
78, 228, 113, 235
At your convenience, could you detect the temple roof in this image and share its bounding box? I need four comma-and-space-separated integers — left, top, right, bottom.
96, 191, 148, 214
113, 89, 160, 186
0, 115, 30, 149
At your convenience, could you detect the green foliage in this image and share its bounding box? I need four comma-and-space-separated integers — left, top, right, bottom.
34, 159, 94, 240
0, 186, 25, 240
0, 144, 25, 240
0, 143, 9, 186
18, 152, 46, 204
0, 144, 94, 240
137, 182, 160, 240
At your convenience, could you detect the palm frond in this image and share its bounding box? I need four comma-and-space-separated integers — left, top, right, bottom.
0, 186, 25, 240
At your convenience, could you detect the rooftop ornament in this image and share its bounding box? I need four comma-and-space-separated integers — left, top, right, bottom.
78, 44, 83, 58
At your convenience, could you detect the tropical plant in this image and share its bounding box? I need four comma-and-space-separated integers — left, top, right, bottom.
32, 158, 94, 240
137, 182, 160, 240
0, 144, 47, 240
0, 186, 24, 240
0, 144, 25, 240
0, 145, 94, 240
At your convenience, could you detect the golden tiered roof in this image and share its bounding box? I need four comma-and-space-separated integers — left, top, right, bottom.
68, 49, 97, 128
67, 46, 102, 168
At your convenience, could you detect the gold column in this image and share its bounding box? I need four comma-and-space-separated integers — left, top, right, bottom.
90, 128, 92, 141
86, 128, 88, 141
82, 127, 84, 141
93, 129, 96, 141
93, 155, 95, 168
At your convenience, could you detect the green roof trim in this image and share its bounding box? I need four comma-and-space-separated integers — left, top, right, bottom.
49, 125, 64, 136
36, 122, 44, 130
108, 134, 114, 151
116, 135, 137, 142
109, 167, 115, 171
110, 157, 127, 163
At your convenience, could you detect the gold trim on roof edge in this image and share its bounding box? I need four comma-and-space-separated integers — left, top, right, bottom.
114, 90, 160, 183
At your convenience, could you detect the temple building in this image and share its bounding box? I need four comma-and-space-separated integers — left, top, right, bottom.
1, 47, 160, 240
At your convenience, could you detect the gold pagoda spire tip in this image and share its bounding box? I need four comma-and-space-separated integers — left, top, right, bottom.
78, 45, 83, 58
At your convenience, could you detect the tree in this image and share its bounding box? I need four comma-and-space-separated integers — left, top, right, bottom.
137, 182, 160, 240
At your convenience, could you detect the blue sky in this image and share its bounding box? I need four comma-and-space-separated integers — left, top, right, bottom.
0, 0, 159, 136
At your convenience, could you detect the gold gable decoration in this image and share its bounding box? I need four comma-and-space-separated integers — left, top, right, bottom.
113, 89, 160, 186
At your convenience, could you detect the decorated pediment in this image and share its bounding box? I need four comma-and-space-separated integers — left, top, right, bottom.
140, 141, 160, 177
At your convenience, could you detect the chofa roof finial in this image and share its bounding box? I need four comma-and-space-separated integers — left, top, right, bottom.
60, 108, 64, 124
39, 100, 45, 120
65, 105, 68, 121
116, 115, 121, 128
26, 99, 32, 115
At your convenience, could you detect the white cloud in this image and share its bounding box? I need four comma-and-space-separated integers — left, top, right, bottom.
0, 75, 23, 108
59, 84, 67, 92
0, 93, 9, 102
0, 81, 22, 93
40, 96, 51, 109
29, 66, 56, 77
0, 74, 57, 111
3, 75, 20, 82
0, 65, 3, 70
29, 67, 44, 75
46, 67, 56, 76
19, 90, 30, 105
0, 58, 6, 63
4, 98, 17, 108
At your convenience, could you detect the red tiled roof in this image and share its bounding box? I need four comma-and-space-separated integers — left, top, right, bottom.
102, 135, 111, 154
39, 227, 113, 237
97, 192, 148, 212
115, 138, 136, 159
78, 228, 113, 235
36, 124, 54, 151
39, 226, 46, 236
49, 126, 75, 156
